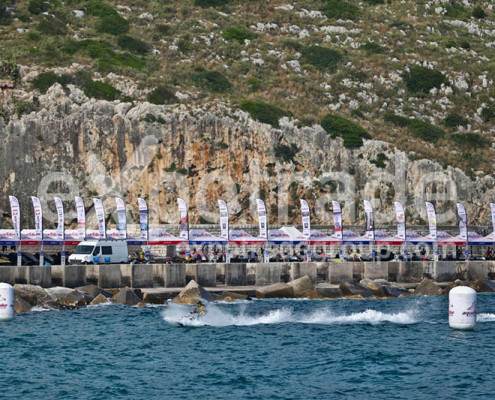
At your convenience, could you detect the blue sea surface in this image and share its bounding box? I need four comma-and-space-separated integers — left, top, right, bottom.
1, 295, 495, 399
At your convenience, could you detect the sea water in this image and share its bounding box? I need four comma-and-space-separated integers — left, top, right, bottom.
1, 295, 495, 399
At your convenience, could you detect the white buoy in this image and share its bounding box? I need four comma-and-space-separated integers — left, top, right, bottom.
0, 283, 14, 320
449, 286, 476, 330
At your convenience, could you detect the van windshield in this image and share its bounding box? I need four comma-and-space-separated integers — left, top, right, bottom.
74, 245, 95, 255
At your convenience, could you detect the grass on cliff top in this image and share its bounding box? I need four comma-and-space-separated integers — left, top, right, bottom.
147, 86, 178, 104
384, 113, 445, 143
240, 100, 290, 128
403, 66, 448, 94
192, 69, 231, 92
31, 70, 121, 100
301, 45, 343, 73
321, 114, 370, 148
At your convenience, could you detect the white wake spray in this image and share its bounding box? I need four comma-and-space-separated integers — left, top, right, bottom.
162, 302, 419, 327
477, 313, 495, 322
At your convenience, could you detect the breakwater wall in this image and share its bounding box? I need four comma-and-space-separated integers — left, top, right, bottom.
0, 261, 493, 289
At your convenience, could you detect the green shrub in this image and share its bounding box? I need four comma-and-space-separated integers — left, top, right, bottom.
281, 38, 303, 51
322, 0, 359, 20
240, 100, 290, 128
407, 119, 445, 143
403, 65, 447, 94
81, 79, 120, 100
370, 152, 388, 168
451, 133, 489, 147
360, 41, 384, 54
86, 0, 118, 17
194, 0, 230, 7
0, 0, 12, 25
445, 4, 469, 18
443, 113, 468, 128
222, 26, 256, 43
447, 40, 471, 50
472, 6, 486, 19
69, 71, 120, 100
365, 0, 384, 4
28, 0, 49, 14
64, 39, 145, 71
117, 35, 151, 55
0, 61, 20, 81
37, 16, 67, 35
32, 72, 71, 93
274, 143, 299, 163
147, 86, 178, 105
321, 114, 370, 148
384, 113, 445, 143
481, 106, 494, 122
156, 24, 172, 35
384, 112, 410, 127
96, 13, 129, 35
143, 113, 165, 124
192, 69, 231, 92
301, 45, 343, 72
15, 99, 38, 116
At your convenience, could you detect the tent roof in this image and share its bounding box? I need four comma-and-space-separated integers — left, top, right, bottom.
189, 229, 227, 244
229, 229, 266, 245
342, 229, 373, 244
268, 226, 306, 244
0, 229, 18, 245
307, 229, 341, 245
467, 231, 495, 245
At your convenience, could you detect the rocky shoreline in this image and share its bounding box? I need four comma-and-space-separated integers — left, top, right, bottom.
11, 275, 495, 314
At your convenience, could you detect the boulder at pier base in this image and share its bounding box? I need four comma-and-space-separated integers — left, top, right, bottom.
91, 293, 111, 305
288, 275, 315, 298
112, 287, 141, 306
46, 287, 88, 309
414, 278, 443, 296
173, 280, 212, 304
256, 283, 294, 299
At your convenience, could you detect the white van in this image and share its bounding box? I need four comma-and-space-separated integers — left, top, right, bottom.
68, 240, 128, 264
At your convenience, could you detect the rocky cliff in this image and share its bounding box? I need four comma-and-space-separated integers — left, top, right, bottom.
1, 83, 493, 229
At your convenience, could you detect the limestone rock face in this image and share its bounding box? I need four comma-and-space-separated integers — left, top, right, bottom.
0, 90, 492, 228
256, 282, 294, 299
173, 280, 212, 304
414, 278, 443, 296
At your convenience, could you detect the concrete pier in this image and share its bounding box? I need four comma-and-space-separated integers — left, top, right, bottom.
328, 262, 353, 284
255, 263, 282, 286
98, 265, 122, 288
225, 263, 247, 286
163, 264, 186, 287
290, 263, 317, 282
28, 266, 51, 287
364, 262, 389, 280
130, 264, 154, 288
2, 261, 495, 289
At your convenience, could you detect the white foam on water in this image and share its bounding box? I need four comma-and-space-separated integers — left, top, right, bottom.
162, 303, 419, 327
30, 306, 53, 313
477, 313, 495, 322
